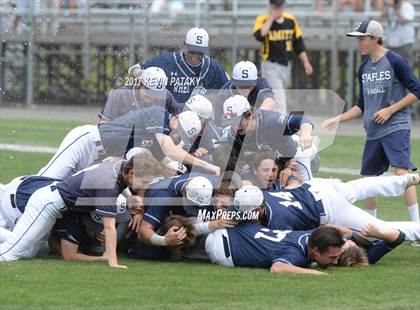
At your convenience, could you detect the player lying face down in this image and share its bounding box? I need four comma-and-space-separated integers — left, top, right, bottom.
230, 175, 420, 241
0, 153, 163, 268
162, 215, 345, 275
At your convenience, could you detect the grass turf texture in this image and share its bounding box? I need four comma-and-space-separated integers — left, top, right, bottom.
0, 119, 419, 309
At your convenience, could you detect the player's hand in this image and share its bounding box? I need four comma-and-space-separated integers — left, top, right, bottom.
372, 107, 393, 124
279, 167, 295, 188
109, 264, 128, 269
303, 62, 313, 76
209, 219, 238, 231
164, 226, 187, 246
299, 134, 313, 150
209, 165, 220, 176
96, 231, 106, 243
128, 213, 143, 232
127, 195, 144, 214
193, 147, 208, 158
321, 116, 340, 133
128, 64, 143, 79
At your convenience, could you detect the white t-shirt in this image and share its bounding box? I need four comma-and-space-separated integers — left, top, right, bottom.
386, 1, 416, 47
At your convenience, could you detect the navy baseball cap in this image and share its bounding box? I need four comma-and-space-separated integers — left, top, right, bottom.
347, 20, 384, 38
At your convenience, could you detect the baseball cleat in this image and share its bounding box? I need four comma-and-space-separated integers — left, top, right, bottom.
405, 173, 420, 187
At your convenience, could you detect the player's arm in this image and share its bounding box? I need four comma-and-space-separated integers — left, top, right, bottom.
138, 220, 186, 246
270, 262, 327, 275
322, 105, 363, 133
60, 239, 107, 262
103, 216, 127, 269
155, 133, 220, 175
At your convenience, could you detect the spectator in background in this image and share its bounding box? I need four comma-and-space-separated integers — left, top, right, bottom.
317, 0, 384, 12
253, 0, 313, 113
383, 0, 416, 69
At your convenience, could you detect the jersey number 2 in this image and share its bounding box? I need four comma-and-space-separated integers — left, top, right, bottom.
254, 228, 290, 242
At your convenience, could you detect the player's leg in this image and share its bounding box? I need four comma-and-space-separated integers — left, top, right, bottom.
261, 61, 287, 113
0, 186, 64, 261
0, 176, 25, 229
360, 137, 389, 217
325, 193, 420, 241
318, 174, 418, 204
382, 130, 418, 224
37, 125, 100, 180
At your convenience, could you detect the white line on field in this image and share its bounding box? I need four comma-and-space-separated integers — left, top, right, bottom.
1, 143, 365, 176
0, 143, 57, 154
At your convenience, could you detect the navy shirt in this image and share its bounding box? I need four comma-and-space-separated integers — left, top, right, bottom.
227, 222, 313, 268
224, 110, 310, 159
56, 159, 126, 218
98, 106, 170, 159
216, 77, 275, 125
262, 183, 325, 231
357, 50, 420, 140
143, 173, 219, 229
140, 52, 228, 104
98, 85, 181, 122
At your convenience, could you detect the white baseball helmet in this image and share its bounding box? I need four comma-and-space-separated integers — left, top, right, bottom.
232, 61, 258, 87
125, 147, 152, 160
185, 27, 209, 54
177, 111, 202, 147
233, 185, 264, 212
185, 176, 213, 206
185, 95, 213, 120
222, 95, 251, 127
141, 67, 168, 94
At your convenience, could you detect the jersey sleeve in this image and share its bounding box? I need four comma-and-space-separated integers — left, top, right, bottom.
211, 61, 230, 89
357, 65, 365, 112
387, 51, 420, 99
253, 15, 268, 42
140, 107, 171, 135
255, 79, 275, 105
283, 113, 313, 135
272, 247, 308, 267
292, 18, 306, 55
94, 190, 118, 218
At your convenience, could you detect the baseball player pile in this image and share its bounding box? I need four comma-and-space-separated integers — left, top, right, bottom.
1, 24, 419, 275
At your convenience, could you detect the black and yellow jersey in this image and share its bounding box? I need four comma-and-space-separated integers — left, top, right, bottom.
253, 13, 306, 65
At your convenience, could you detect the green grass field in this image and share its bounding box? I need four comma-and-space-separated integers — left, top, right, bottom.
0, 119, 419, 310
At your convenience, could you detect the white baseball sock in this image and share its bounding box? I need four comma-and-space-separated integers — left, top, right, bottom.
408, 203, 419, 223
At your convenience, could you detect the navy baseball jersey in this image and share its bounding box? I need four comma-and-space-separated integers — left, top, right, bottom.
227, 222, 313, 268
140, 52, 228, 104
13, 176, 58, 213
56, 159, 126, 218
262, 184, 325, 231
357, 50, 420, 140
215, 77, 275, 124
189, 119, 223, 154
143, 173, 219, 229
224, 110, 310, 159
98, 85, 181, 122
98, 106, 170, 159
